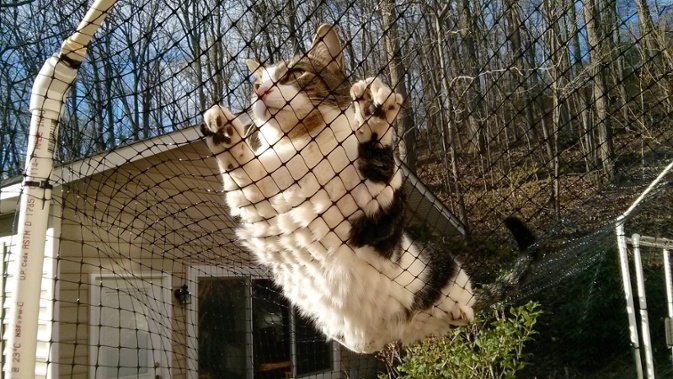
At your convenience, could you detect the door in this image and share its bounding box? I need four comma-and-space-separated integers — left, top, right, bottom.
90, 274, 172, 379
187, 266, 339, 379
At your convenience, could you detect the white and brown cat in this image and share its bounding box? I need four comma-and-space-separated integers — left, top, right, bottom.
201, 24, 536, 353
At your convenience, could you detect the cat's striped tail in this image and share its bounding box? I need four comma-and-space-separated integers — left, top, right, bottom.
472, 217, 540, 312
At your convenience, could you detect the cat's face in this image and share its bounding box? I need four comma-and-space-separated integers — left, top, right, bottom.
247, 25, 351, 137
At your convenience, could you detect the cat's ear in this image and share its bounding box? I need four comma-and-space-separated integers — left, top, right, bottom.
246, 59, 263, 80
310, 24, 344, 70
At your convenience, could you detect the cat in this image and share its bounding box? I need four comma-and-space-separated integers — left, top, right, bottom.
200, 24, 537, 353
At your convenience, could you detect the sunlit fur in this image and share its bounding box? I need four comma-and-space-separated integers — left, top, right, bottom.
201, 24, 474, 353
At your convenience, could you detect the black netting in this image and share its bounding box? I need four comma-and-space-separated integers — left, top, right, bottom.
1, 0, 673, 377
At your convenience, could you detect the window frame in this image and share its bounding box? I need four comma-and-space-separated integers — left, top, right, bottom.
186, 265, 340, 379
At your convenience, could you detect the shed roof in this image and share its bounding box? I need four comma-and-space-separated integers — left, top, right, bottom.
0, 127, 466, 240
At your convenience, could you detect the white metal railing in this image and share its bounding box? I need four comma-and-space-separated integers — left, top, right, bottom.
617, 233, 673, 379
614, 158, 673, 379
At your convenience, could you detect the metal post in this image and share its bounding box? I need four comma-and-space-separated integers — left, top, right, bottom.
664, 249, 673, 366
632, 234, 655, 379
616, 223, 644, 379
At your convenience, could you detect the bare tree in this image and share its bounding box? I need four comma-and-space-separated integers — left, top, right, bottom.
456, 0, 487, 153
378, 0, 417, 171
504, 0, 539, 147
582, 0, 615, 181
568, 0, 595, 172
433, 3, 470, 234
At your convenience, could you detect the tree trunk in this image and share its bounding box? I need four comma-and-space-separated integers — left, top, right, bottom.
91, 56, 107, 152
569, 1, 594, 172
104, 33, 116, 149
603, 0, 629, 120
179, 0, 206, 110
379, 0, 417, 171
457, 0, 487, 153
504, 0, 542, 150
582, 0, 615, 181
435, 4, 470, 236
543, 0, 567, 220
634, 0, 659, 64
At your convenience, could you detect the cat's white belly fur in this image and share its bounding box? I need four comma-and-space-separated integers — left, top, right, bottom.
223, 115, 473, 353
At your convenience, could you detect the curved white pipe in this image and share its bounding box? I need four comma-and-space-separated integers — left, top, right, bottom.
5, 1, 116, 377
61, 0, 117, 64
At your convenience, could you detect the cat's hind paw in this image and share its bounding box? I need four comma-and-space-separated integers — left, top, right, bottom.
351, 77, 403, 145
201, 105, 249, 170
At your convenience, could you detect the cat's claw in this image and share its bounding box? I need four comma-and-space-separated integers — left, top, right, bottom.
201, 105, 247, 170
351, 77, 403, 145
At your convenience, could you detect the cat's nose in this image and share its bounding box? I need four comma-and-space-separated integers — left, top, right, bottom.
256, 80, 273, 99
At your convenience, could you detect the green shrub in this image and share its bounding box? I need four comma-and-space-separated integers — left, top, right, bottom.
380, 301, 541, 379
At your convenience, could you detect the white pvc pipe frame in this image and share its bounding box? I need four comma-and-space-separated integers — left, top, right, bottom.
615, 158, 673, 379
5, 0, 116, 377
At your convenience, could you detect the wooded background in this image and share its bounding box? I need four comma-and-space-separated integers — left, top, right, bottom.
3, 0, 672, 237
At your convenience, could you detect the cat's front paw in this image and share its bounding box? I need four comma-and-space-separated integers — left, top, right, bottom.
201, 105, 248, 170
201, 105, 243, 147
351, 77, 403, 145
